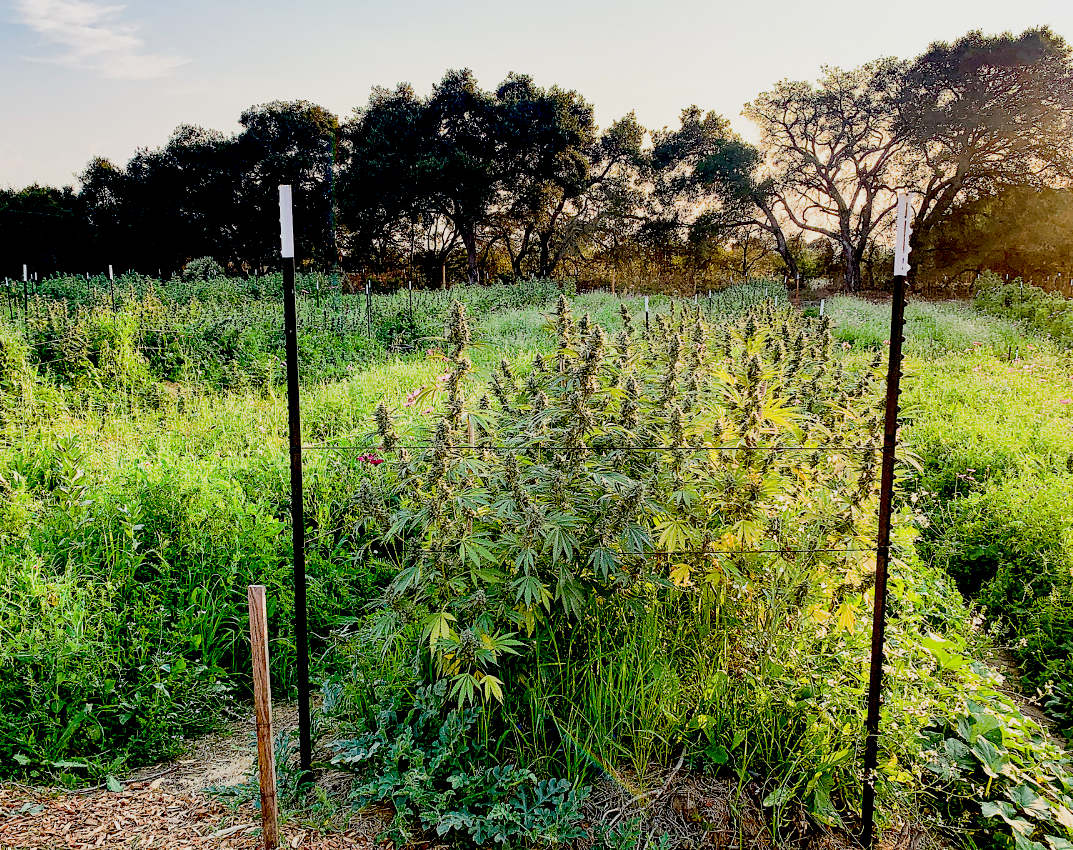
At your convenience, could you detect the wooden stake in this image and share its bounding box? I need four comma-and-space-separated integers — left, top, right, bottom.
248, 585, 280, 849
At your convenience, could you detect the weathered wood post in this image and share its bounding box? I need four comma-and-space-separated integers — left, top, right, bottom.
247, 585, 280, 849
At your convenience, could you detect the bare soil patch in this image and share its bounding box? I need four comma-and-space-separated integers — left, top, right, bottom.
0, 703, 380, 850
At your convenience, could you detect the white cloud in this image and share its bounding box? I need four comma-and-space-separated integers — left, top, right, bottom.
14, 0, 188, 79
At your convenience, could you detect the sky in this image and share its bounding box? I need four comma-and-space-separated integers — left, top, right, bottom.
2, 0, 1073, 189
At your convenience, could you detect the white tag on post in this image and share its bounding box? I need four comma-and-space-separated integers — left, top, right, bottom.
279, 186, 294, 259
894, 192, 915, 277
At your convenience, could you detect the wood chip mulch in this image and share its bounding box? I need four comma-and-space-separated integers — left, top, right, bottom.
0, 786, 374, 850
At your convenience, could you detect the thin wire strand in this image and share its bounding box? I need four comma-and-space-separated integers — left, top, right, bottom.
368, 545, 890, 556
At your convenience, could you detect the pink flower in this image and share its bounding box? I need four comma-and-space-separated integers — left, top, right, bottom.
1061, 399, 1071, 404
422, 408, 433, 415
369, 457, 384, 466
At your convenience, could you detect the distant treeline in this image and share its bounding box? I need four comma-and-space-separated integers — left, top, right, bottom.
4, 27, 1073, 293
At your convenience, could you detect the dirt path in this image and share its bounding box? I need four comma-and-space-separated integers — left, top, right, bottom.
0, 703, 384, 850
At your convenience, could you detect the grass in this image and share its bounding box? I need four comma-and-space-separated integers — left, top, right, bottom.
826, 295, 1035, 358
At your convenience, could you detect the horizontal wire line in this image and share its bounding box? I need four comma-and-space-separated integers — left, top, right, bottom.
303, 443, 880, 454
301, 533, 889, 557
386, 546, 887, 556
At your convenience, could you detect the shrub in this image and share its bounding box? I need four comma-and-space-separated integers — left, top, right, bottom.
180, 256, 225, 283
973, 271, 1073, 348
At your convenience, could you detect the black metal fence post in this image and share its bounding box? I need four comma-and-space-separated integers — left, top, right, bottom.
279, 185, 313, 787
860, 272, 907, 846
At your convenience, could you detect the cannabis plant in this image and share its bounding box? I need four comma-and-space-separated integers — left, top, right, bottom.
358, 297, 890, 709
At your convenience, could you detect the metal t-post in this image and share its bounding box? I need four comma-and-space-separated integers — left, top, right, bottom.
861, 193, 913, 846
860, 274, 906, 845
279, 185, 313, 787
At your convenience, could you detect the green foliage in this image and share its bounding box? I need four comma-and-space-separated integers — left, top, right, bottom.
180, 256, 225, 282
363, 297, 889, 705
902, 335, 1073, 736
9, 276, 571, 393
922, 473, 1073, 729
917, 645, 1073, 849
331, 681, 588, 847
827, 295, 1031, 357
0, 362, 405, 775
974, 272, 1073, 348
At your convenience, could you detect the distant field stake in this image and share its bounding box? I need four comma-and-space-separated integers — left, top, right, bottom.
644, 295, 650, 332
366, 281, 372, 338
819, 298, 825, 317
247, 585, 280, 849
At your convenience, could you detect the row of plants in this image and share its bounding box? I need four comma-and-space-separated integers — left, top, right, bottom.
320, 297, 1073, 847
4, 275, 573, 395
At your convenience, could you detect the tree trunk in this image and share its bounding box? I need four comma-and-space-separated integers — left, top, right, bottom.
538, 233, 553, 278
842, 241, 862, 293
755, 197, 799, 281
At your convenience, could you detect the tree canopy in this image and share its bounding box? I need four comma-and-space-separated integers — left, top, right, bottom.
5, 29, 1073, 292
